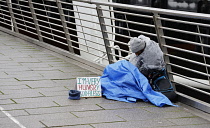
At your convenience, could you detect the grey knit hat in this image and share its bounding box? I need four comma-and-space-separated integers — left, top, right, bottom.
129, 37, 146, 53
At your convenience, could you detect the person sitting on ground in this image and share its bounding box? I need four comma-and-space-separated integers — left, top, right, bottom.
100, 35, 176, 105
101, 35, 177, 104
128, 35, 165, 78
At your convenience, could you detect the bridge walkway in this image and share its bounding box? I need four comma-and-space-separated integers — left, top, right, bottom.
0, 31, 210, 128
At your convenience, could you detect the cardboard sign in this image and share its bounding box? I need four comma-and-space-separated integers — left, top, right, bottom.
76, 77, 102, 97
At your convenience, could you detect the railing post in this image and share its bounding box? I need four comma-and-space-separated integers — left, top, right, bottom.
6, 0, 19, 32
96, 5, 114, 64
153, 13, 176, 90
56, 0, 74, 53
28, 0, 43, 42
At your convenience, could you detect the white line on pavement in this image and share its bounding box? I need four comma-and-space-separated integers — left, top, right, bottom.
0, 106, 26, 128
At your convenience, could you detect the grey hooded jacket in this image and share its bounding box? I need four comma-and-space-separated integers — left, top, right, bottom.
129, 36, 165, 75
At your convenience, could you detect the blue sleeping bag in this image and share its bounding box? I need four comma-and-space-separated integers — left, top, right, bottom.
100, 60, 176, 107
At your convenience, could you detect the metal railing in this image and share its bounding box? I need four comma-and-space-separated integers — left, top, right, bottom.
0, 0, 210, 112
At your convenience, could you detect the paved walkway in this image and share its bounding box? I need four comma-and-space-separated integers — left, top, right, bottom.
0, 30, 210, 128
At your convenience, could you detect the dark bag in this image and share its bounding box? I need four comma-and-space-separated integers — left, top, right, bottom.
148, 69, 177, 102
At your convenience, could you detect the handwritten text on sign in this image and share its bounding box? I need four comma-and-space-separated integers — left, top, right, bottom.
76, 77, 101, 97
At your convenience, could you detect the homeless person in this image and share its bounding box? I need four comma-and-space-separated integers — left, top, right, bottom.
128, 35, 165, 78
100, 35, 176, 107
128, 35, 177, 102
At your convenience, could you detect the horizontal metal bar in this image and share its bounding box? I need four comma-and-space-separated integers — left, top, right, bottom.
11, 2, 30, 9
33, 8, 60, 16
63, 13, 100, 25
68, 39, 106, 53
65, 20, 101, 32
13, 14, 33, 21
161, 26, 210, 39
36, 18, 63, 28
99, 7, 153, 19
40, 32, 66, 41
162, 36, 210, 48
35, 13, 61, 22
66, 26, 104, 41
170, 71, 210, 88
69, 45, 108, 61
159, 17, 210, 28
0, 4, 8, 9
173, 81, 210, 97
62, 7, 98, 17
9, 7, 32, 16
39, 30, 66, 40
74, 48, 103, 61
60, 1, 96, 10
101, 15, 155, 28
0, 14, 10, 20
105, 37, 129, 47
165, 53, 210, 68
163, 44, 210, 59
31, 2, 58, 9
0, 13, 11, 18
108, 45, 130, 54
38, 24, 65, 34
104, 30, 131, 40
12, 16, 34, 25
0, 17, 11, 22
169, 63, 210, 77
109, 52, 123, 58
16, 27, 37, 35
0, 15, 11, 20
0, 21, 11, 26
41, 34, 68, 46
102, 23, 157, 37
0, 8, 10, 13
66, 32, 104, 47
15, 22, 37, 31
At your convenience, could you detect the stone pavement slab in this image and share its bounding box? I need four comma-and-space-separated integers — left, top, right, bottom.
0, 30, 210, 128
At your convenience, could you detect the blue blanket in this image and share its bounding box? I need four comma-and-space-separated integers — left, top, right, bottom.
101, 60, 176, 107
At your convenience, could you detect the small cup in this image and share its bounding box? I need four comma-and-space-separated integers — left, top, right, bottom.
68, 90, 81, 100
